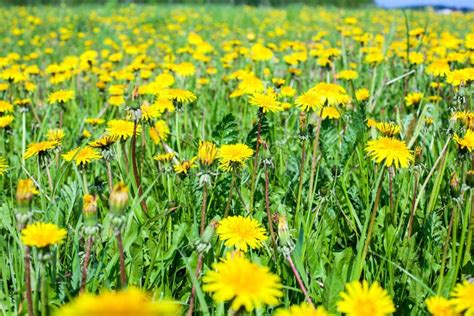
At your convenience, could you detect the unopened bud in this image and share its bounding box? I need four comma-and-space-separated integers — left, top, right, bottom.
450, 172, 461, 197
277, 214, 295, 256
83, 194, 98, 227
109, 182, 129, 214
466, 170, 474, 189
16, 179, 38, 208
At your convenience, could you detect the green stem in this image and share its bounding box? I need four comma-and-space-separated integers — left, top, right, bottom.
249, 111, 263, 213
352, 166, 386, 280
307, 113, 322, 213
224, 171, 237, 218
437, 204, 456, 294
40, 262, 48, 316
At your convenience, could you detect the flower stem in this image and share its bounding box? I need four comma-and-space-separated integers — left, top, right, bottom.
106, 160, 113, 192
224, 171, 237, 218
407, 171, 419, 239
200, 183, 208, 235
264, 162, 278, 256
21, 111, 26, 167
437, 204, 456, 294
131, 120, 148, 213
45, 163, 54, 194
40, 262, 48, 316
307, 114, 323, 213
361, 170, 385, 267
116, 231, 127, 288
80, 236, 93, 293
188, 182, 209, 316
249, 111, 263, 213
286, 254, 314, 307
295, 139, 307, 216
24, 246, 33, 316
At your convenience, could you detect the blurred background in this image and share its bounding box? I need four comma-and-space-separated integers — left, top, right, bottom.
0, 0, 473, 9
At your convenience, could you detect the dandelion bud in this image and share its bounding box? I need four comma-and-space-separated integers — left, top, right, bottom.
415, 146, 423, 163
466, 170, 474, 189
83, 194, 98, 228
198, 141, 217, 166
16, 179, 38, 208
277, 214, 295, 256
194, 220, 217, 254
450, 172, 461, 197
109, 182, 129, 214
299, 112, 307, 129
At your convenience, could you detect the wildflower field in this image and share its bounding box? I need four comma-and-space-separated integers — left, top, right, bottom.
1, 3, 474, 315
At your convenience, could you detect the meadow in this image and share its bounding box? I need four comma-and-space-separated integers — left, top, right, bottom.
0, 3, 473, 315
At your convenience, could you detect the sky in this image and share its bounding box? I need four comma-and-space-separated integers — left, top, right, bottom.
375, 0, 474, 9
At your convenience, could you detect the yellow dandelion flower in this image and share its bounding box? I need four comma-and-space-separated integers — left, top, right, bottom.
15, 99, 31, 107
21, 222, 67, 248
141, 104, 161, 122
150, 120, 170, 144
297, 83, 350, 112
0, 156, 8, 176
172, 62, 195, 77
450, 281, 474, 315
24, 140, 59, 159
217, 143, 254, 171
426, 60, 450, 77
249, 92, 283, 113
321, 106, 340, 120
173, 157, 197, 175
275, 302, 329, 316
295, 92, 322, 112
63, 146, 102, 166
356, 88, 370, 102
47, 128, 65, 142
217, 216, 267, 252
366, 137, 413, 168
0, 100, 13, 113
367, 118, 377, 128
85, 118, 105, 125
279, 86, 296, 98
108, 84, 125, 96
106, 119, 141, 141
251, 43, 273, 61
453, 130, 474, 152
446, 68, 473, 87
160, 89, 196, 104
375, 122, 400, 137
108, 95, 125, 107
336, 70, 358, 80
154, 152, 175, 163
203, 253, 283, 312
16, 179, 39, 204
89, 135, 118, 149
48, 90, 75, 104
56, 287, 180, 316
153, 98, 175, 113
452, 111, 474, 130
405, 92, 423, 107
425, 296, 458, 316
198, 140, 217, 166
0, 115, 14, 129
337, 281, 395, 316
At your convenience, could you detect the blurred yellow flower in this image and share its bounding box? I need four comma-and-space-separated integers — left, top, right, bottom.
203, 253, 282, 312
337, 281, 395, 316
21, 222, 67, 248
56, 287, 180, 316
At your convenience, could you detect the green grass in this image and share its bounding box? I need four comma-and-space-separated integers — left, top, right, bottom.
0, 3, 473, 315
